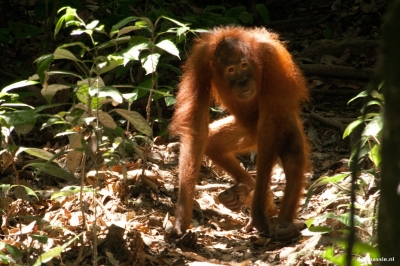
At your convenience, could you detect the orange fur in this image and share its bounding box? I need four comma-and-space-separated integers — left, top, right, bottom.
169, 26, 310, 241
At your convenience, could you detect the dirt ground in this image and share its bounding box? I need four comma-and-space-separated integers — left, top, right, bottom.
0, 0, 385, 265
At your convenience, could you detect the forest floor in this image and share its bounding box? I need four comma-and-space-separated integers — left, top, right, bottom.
0, 0, 386, 265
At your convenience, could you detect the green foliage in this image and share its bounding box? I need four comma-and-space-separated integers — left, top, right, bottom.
51, 186, 97, 199
305, 171, 379, 264
304, 173, 351, 209
184, 5, 255, 27
0, 22, 42, 44
305, 178, 369, 236
255, 4, 270, 23
0, 243, 18, 264
0, 80, 66, 184
307, 212, 365, 229
32, 6, 196, 169
0, 28, 12, 43
178, 3, 270, 28
343, 82, 384, 169
0, 7, 196, 263
0, 211, 82, 265
324, 240, 380, 266
305, 82, 384, 266
0, 81, 39, 135
323, 27, 333, 39
33, 232, 82, 265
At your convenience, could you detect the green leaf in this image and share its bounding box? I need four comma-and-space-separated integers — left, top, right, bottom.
304, 173, 350, 208
349, 136, 370, 165
107, 252, 120, 265
96, 55, 125, 75
116, 25, 142, 37
51, 186, 96, 199
96, 36, 131, 50
324, 246, 348, 266
36, 54, 54, 84
8, 184, 39, 199
123, 36, 151, 61
141, 53, 160, 74
353, 242, 380, 258
123, 78, 155, 102
51, 190, 77, 199
76, 83, 89, 105
5, 244, 22, 262
8, 22, 42, 39
76, 79, 106, 109
0, 110, 38, 128
41, 84, 70, 103
86, 20, 99, 30
369, 144, 381, 167
226, 6, 246, 18
111, 109, 152, 136
0, 28, 13, 43
25, 163, 79, 183
323, 28, 332, 39
54, 48, 81, 62
159, 16, 187, 27
2, 80, 39, 93
55, 15, 65, 37
308, 226, 333, 233
156, 39, 180, 58
343, 119, 363, 139
17, 147, 60, 166
239, 12, 253, 24
51, 186, 82, 199
98, 110, 117, 129
371, 90, 385, 102
348, 90, 369, 104
322, 191, 343, 208
176, 26, 189, 43
136, 17, 153, 30
1, 103, 34, 109
71, 29, 92, 36
58, 41, 89, 52
334, 213, 363, 227
34, 246, 63, 265
0, 184, 11, 193
67, 107, 86, 126
362, 114, 382, 138
31, 234, 48, 244
370, 89, 384, 101
34, 103, 67, 113
64, 7, 82, 23
378, 80, 385, 90
128, 87, 149, 101
110, 16, 140, 37
165, 96, 176, 106
63, 185, 95, 193
98, 86, 123, 104
152, 87, 173, 100
307, 212, 335, 226
90, 98, 103, 110
256, 4, 270, 23
0, 253, 16, 264
47, 70, 83, 80
33, 230, 82, 266
366, 99, 383, 108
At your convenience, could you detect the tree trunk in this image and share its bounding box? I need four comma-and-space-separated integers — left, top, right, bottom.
378, 0, 400, 263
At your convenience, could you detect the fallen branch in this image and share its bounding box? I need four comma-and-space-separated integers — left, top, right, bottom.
300, 40, 378, 58
305, 112, 346, 131
266, 14, 334, 31
300, 64, 375, 80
